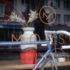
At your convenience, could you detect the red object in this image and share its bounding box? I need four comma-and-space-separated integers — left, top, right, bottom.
20, 49, 37, 64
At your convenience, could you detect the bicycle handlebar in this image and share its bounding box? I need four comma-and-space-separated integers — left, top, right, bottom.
57, 30, 70, 36
44, 30, 70, 36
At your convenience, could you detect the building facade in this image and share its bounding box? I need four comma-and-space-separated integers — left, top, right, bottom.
0, 0, 70, 27
0, 0, 70, 60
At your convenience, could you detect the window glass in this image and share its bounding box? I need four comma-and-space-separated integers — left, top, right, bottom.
44, 0, 48, 5
0, 4, 5, 17
64, 15, 70, 23
52, 0, 60, 8
55, 14, 61, 24
64, 0, 70, 10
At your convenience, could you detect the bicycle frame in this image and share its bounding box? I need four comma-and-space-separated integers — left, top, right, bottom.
33, 41, 52, 70
33, 30, 70, 70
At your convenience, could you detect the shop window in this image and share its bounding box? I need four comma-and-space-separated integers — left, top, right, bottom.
55, 14, 61, 24
52, 0, 60, 8
64, 15, 70, 23
21, 0, 24, 4
0, 4, 5, 17
64, 0, 70, 10
44, 0, 48, 5
21, 0, 30, 4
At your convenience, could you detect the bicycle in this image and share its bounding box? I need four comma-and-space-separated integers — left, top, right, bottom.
33, 30, 70, 70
